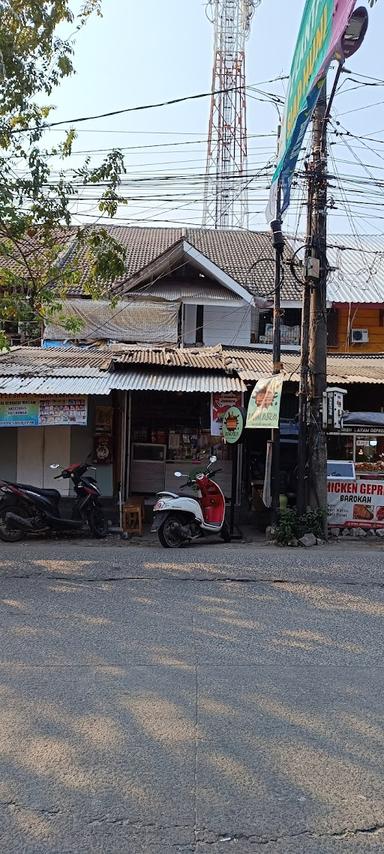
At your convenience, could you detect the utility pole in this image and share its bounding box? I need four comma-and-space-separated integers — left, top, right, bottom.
296, 164, 314, 516
270, 199, 284, 523
295, 7, 369, 522
307, 81, 328, 523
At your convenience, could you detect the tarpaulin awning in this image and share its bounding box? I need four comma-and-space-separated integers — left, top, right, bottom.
44, 299, 179, 344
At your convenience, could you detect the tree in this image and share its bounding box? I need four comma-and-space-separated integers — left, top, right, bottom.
0, 0, 127, 348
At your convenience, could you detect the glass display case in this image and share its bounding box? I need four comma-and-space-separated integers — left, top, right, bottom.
327, 432, 384, 478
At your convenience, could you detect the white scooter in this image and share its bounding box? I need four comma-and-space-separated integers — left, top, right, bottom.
151, 456, 231, 548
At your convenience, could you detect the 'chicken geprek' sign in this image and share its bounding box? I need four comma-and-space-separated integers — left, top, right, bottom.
328, 479, 384, 528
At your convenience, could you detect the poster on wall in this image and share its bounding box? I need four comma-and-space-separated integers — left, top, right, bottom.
328, 479, 384, 528
0, 397, 88, 427
39, 397, 88, 426
211, 392, 243, 437
246, 376, 284, 430
0, 399, 39, 427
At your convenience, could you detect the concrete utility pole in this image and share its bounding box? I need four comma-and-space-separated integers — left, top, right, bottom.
296, 7, 369, 523
307, 81, 328, 521
270, 199, 284, 523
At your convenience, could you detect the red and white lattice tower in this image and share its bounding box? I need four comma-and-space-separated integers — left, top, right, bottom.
203, 0, 259, 229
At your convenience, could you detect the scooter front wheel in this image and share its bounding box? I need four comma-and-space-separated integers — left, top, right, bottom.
158, 514, 186, 549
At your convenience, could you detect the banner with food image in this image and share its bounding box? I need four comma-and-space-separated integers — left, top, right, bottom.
328, 479, 384, 528
246, 375, 284, 430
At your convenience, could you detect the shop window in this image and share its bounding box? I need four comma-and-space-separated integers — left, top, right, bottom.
258, 308, 301, 345
327, 307, 339, 347
355, 435, 384, 474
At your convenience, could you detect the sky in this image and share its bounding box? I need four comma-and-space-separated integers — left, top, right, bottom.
45, 0, 384, 237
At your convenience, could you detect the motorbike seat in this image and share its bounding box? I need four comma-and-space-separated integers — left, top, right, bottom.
11, 483, 61, 502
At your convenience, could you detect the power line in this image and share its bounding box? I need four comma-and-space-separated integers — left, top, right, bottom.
8, 80, 287, 135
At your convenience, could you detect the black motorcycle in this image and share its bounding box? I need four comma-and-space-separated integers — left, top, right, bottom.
0, 462, 107, 542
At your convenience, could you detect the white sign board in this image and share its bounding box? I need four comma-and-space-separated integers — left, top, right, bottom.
328, 479, 384, 528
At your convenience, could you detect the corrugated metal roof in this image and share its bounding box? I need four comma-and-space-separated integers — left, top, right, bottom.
109, 371, 245, 393
0, 347, 113, 373
1, 345, 383, 396
0, 365, 110, 378
226, 348, 384, 385
0, 376, 112, 395
111, 346, 225, 371
289, 235, 384, 303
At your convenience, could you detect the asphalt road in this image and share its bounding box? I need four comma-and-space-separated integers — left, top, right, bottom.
0, 537, 384, 853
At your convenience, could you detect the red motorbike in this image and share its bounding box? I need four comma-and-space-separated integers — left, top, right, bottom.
152, 456, 231, 548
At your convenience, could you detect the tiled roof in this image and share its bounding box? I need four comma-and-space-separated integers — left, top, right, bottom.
0, 230, 75, 279
65, 226, 302, 303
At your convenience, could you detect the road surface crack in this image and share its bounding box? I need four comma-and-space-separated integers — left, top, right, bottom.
196, 823, 384, 845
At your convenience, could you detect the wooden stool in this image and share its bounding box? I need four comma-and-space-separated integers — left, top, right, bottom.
132, 496, 145, 524
122, 502, 143, 537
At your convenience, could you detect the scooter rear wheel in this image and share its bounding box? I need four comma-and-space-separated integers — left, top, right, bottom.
220, 521, 231, 543
0, 504, 25, 542
158, 514, 185, 548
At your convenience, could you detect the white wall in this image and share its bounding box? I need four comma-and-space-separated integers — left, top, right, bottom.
17, 427, 70, 495
183, 303, 251, 346
183, 304, 197, 345
202, 305, 251, 346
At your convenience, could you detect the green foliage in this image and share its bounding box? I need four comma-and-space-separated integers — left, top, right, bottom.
0, 1, 126, 347
273, 508, 325, 546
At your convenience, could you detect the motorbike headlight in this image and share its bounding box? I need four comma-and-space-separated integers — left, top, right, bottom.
154, 500, 166, 511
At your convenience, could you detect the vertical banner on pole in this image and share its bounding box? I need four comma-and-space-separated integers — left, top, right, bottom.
266, 0, 357, 220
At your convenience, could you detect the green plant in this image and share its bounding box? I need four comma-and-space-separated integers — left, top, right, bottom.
274, 509, 298, 546
273, 508, 325, 546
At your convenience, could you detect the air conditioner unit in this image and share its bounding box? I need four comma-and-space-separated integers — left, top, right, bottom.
351, 328, 369, 344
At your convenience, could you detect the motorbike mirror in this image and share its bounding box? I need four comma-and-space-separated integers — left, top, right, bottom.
174, 471, 183, 478
209, 455, 217, 464
50, 464, 61, 469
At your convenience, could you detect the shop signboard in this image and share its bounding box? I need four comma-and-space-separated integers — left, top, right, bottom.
0, 396, 88, 427
211, 392, 243, 437
267, 0, 356, 219
246, 375, 284, 430
222, 406, 245, 444
328, 478, 384, 528
0, 399, 39, 427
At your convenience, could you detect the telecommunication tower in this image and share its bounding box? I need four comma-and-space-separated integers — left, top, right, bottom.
203, 0, 259, 229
